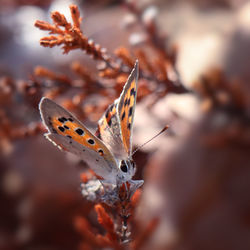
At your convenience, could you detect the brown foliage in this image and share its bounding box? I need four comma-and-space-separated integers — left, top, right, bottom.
2, 2, 250, 250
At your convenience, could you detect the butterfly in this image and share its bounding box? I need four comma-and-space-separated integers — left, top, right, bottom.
39, 61, 143, 189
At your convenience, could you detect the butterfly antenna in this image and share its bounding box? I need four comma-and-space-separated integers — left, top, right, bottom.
131, 125, 169, 157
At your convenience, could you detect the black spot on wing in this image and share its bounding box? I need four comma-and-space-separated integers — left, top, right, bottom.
109, 103, 114, 111
64, 125, 69, 129
88, 139, 95, 145
107, 118, 112, 126
68, 118, 73, 122
127, 98, 131, 106
98, 149, 104, 156
67, 135, 72, 139
105, 104, 114, 120
128, 107, 133, 117
58, 117, 67, 123
124, 98, 128, 106
75, 128, 84, 135
105, 110, 109, 118
130, 88, 136, 96
58, 126, 65, 132
127, 123, 131, 130
121, 111, 125, 120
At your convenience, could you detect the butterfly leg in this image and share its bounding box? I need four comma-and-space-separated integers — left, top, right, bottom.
99, 179, 120, 205
129, 179, 144, 188
128, 179, 144, 197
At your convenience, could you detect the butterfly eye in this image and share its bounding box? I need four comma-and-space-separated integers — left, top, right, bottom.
120, 160, 128, 173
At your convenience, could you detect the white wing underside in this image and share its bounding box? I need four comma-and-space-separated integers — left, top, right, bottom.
46, 133, 118, 183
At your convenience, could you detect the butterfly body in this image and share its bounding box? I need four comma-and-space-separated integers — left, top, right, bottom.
39, 61, 143, 192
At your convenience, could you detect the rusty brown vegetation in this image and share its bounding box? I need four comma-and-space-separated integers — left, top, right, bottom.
1, 1, 250, 250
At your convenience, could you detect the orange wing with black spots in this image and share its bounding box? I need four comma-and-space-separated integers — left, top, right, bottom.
97, 61, 139, 158
97, 100, 127, 160
39, 98, 118, 182
117, 60, 139, 155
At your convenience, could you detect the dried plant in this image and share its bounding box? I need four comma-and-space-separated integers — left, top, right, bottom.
33, 4, 166, 248
34, 3, 189, 103
1, 1, 250, 250
35, 5, 109, 61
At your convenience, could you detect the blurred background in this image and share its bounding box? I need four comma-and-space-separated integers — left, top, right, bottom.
1, 0, 250, 249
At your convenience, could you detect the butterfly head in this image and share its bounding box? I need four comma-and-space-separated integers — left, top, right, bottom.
117, 159, 136, 182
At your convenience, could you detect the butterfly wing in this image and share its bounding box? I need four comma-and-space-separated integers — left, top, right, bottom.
117, 60, 139, 155
97, 61, 139, 158
39, 97, 118, 182
97, 100, 127, 160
